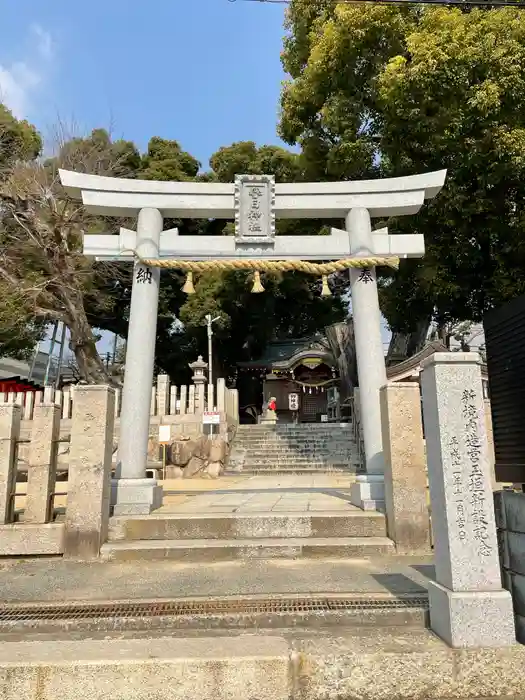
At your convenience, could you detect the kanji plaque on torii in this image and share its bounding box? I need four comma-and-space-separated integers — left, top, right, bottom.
235, 174, 275, 243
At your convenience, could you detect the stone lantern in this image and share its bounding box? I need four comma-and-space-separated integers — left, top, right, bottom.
189, 356, 208, 385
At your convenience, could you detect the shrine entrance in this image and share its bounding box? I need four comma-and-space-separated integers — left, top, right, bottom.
60, 168, 446, 514
237, 336, 338, 424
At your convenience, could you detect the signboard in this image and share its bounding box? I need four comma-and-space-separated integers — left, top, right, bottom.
158, 425, 171, 444
203, 411, 221, 425
321, 415, 329, 423
288, 393, 299, 411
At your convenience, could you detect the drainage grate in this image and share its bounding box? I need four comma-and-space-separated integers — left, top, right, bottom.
0, 596, 428, 622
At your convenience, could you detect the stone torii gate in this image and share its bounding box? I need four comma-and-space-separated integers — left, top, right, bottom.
60, 169, 446, 514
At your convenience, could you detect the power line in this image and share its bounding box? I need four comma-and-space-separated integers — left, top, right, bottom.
229, 0, 525, 8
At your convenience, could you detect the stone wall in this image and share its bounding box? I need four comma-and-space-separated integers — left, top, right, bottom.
0, 377, 239, 557
2, 376, 239, 478
0, 387, 116, 558
0, 374, 237, 425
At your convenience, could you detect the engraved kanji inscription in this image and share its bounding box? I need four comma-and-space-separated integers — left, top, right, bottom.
136, 266, 153, 284
235, 174, 275, 241
358, 268, 374, 284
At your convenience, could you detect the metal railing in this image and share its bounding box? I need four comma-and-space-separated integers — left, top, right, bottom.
348, 394, 366, 473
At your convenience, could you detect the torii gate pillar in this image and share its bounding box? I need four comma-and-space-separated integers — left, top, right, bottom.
112, 208, 164, 514
347, 208, 387, 510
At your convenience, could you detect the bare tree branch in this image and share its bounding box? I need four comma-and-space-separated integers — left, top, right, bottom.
0, 124, 138, 384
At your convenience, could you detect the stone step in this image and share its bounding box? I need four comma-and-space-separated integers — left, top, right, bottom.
230, 449, 357, 456
230, 453, 351, 465
236, 434, 353, 441
228, 460, 359, 472
234, 437, 355, 449
233, 459, 358, 465
101, 536, 395, 562
108, 511, 386, 541
235, 433, 354, 438
236, 425, 351, 431
230, 450, 358, 458
230, 467, 358, 474
230, 460, 358, 467
229, 468, 356, 475
236, 434, 355, 438
236, 424, 354, 435
234, 444, 357, 452
228, 462, 359, 474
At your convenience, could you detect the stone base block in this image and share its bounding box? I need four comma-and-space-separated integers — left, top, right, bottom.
0, 635, 290, 700
351, 475, 385, 512
428, 580, 516, 648
111, 478, 163, 515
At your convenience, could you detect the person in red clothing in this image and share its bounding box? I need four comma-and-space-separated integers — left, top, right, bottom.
267, 397, 276, 412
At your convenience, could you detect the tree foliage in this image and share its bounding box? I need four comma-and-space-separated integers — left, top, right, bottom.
280, 3, 525, 333
0, 106, 45, 359
0, 104, 41, 172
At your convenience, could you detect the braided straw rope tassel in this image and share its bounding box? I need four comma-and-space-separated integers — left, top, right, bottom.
321, 274, 332, 297
251, 271, 265, 293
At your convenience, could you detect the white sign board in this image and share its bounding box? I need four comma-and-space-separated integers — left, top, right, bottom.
321, 415, 328, 423
203, 411, 221, 425
158, 425, 171, 444
288, 393, 299, 411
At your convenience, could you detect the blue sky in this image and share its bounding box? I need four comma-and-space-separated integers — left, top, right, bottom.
0, 0, 288, 168
0, 0, 392, 356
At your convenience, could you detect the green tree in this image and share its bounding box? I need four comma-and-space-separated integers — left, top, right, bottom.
0, 104, 41, 172
140, 137, 200, 181
0, 106, 45, 359
280, 3, 525, 334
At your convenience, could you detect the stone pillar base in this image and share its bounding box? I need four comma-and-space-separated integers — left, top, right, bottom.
428, 580, 516, 648
350, 474, 385, 512
111, 478, 163, 516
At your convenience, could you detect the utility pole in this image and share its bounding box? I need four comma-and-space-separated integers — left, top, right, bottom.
27, 339, 41, 383
205, 314, 220, 387
43, 322, 59, 386
54, 323, 67, 389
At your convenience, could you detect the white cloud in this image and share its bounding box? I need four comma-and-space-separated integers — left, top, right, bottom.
0, 25, 55, 119
31, 24, 54, 62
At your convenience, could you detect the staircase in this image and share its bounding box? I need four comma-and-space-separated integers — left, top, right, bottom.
100, 422, 394, 562
102, 510, 393, 561
228, 423, 361, 474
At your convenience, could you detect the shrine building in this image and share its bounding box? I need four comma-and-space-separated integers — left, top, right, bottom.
237, 336, 339, 424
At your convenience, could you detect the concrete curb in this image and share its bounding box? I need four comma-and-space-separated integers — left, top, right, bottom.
0, 628, 524, 700
0, 635, 290, 700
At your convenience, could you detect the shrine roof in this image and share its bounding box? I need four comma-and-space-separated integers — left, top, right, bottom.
238, 336, 334, 370
386, 341, 488, 381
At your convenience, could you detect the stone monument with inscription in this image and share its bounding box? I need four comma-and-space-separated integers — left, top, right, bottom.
60, 167, 446, 514
421, 353, 515, 648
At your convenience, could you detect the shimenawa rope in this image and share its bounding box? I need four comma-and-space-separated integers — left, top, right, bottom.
135, 255, 400, 295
